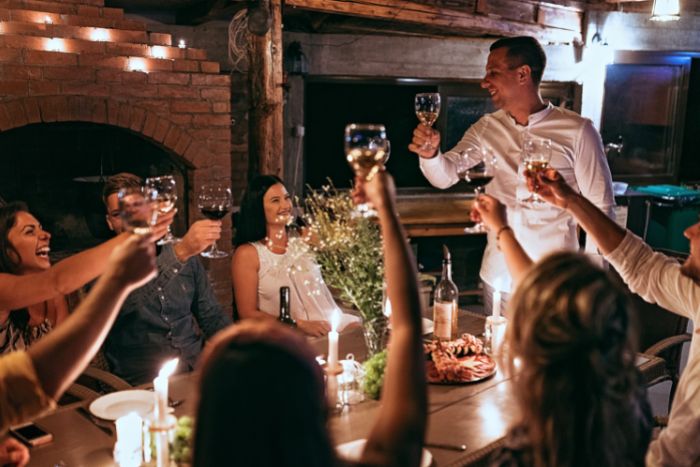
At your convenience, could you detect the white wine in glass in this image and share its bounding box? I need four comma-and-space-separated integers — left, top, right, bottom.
145, 175, 180, 245
415, 93, 441, 151
521, 136, 552, 204
345, 123, 390, 217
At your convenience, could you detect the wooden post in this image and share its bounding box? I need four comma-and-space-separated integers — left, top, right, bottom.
248, 0, 284, 178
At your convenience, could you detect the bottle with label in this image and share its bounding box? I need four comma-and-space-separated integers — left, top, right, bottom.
278, 286, 297, 327
433, 245, 458, 341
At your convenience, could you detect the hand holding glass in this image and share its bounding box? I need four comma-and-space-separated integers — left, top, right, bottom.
145, 176, 179, 245
117, 187, 159, 236
414, 93, 441, 152
521, 136, 552, 204
197, 184, 232, 259
455, 147, 497, 234
344, 123, 390, 217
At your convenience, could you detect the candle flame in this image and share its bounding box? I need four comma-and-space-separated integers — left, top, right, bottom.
383, 297, 392, 317
330, 311, 341, 333
158, 358, 179, 378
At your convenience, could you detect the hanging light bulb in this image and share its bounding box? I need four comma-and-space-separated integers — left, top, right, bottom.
651, 0, 680, 21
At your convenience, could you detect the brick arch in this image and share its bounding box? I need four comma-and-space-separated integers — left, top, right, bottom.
0, 95, 211, 171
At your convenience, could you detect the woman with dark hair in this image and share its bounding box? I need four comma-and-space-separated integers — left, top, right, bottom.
0, 201, 172, 353
196, 171, 427, 467
231, 175, 359, 337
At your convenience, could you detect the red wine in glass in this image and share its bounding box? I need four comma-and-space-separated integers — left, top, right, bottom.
198, 183, 232, 259
200, 207, 229, 220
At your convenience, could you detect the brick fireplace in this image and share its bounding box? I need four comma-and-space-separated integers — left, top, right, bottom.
0, 0, 233, 312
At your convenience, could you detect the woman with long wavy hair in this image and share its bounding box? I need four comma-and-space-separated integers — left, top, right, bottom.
0, 201, 172, 353
491, 252, 652, 467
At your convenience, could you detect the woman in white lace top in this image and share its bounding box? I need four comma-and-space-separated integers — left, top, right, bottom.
231, 176, 360, 337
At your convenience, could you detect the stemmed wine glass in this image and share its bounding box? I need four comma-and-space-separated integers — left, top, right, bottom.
414, 93, 441, 152
145, 175, 179, 245
344, 123, 390, 217
197, 183, 232, 259
454, 146, 497, 234
521, 135, 552, 204
117, 186, 159, 235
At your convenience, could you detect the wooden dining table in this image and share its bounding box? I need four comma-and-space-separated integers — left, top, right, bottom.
21, 309, 664, 466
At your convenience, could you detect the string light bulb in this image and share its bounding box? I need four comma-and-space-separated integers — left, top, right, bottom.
178, 39, 186, 49
45, 38, 64, 52
90, 28, 109, 42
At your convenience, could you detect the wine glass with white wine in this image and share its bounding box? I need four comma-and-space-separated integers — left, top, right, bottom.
521, 135, 552, 204
415, 93, 441, 152
344, 123, 390, 217
145, 175, 179, 245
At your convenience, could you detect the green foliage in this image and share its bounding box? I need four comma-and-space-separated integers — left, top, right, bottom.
362, 349, 388, 400
172, 415, 194, 464
303, 184, 384, 324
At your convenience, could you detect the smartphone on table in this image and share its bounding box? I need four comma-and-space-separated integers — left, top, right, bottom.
9, 422, 53, 447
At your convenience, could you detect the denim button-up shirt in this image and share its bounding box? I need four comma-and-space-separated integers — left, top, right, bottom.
105, 245, 231, 385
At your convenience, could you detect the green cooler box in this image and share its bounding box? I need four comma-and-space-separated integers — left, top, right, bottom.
635, 185, 700, 254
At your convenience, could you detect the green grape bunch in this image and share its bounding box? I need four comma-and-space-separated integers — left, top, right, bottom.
172, 415, 194, 464
362, 349, 388, 400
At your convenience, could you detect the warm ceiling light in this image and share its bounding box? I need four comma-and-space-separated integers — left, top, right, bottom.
651, 0, 680, 21
90, 28, 109, 42
150, 46, 167, 59
45, 38, 64, 52
128, 57, 148, 73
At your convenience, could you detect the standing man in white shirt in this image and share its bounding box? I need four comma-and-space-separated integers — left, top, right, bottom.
409, 36, 614, 313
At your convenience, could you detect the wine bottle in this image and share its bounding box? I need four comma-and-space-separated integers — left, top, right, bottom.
433, 245, 458, 341
278, 286, 296, 327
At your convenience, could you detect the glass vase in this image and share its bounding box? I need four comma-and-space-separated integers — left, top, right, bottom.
362, 315, 389, 357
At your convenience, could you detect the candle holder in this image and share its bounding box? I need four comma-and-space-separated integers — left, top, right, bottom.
114, 413, 143, 467
338, 355, 365, 406
142, 413, 177, 467
484, 315, 507, 357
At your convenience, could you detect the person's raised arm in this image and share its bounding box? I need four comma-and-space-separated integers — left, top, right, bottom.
0, 209, 173, 311
354, 172, 427, 467
28, 234, 156, 399
530, 168, 625, 255
473, 195, 533, 284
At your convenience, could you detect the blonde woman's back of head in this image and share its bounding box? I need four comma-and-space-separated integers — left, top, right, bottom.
504, 252, 651, 467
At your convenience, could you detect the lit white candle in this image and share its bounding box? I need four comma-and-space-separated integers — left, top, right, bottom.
328, 312, 340, 371
383, 296, 392, 318
154, 358, 178, 425
114, 412, 142, 467
492, 290, 501, 318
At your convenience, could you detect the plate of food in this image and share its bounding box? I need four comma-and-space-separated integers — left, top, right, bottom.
424, 333, 496, 384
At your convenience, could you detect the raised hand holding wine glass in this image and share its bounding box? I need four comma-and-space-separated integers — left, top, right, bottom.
521, 135, 552, 204
454, 146, 497, 234
197, 183, 232, 259
145, 175, 180, 245
414, 92, 441, 154
345, 123, 390, 217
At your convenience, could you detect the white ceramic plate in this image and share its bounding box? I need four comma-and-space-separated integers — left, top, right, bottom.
388, 318, 434, 336
89, 390, 154, 421
336, 438, 432, 467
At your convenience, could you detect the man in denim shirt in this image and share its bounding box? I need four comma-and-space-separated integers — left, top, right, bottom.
102, 173, 232, 384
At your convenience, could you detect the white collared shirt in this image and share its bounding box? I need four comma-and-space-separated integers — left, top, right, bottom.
420, 103, 615, 289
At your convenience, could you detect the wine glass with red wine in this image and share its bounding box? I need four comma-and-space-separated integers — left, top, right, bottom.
455, 146, 497, 234
197, 183, 232, 259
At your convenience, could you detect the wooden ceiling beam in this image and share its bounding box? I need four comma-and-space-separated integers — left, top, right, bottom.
285, 0, 582, 43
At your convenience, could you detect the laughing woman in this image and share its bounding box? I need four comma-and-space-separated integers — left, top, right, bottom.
0, 201, 172, 353
231, 175, 360, 337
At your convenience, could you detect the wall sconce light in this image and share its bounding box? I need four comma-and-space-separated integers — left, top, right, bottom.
90, 28, 109, 42
284, 41, 308, 76
150, 46, 167, 59
651, 0, 680, 21
128, 57, 148, 73
45, 38, 64, 52
178, 39, 186, 49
